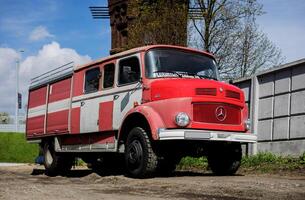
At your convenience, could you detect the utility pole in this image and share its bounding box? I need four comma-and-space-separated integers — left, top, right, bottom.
15, 49, 24, 132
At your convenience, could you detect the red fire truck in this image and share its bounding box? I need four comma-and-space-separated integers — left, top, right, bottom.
26, 45, 256, 178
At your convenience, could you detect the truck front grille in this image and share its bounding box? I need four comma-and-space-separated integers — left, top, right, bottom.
193, 103, 241, 125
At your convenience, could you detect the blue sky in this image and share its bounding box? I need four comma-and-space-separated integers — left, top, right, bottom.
0, 0, 304, 116
0, 0, 110, 59
257, 0, 305, 62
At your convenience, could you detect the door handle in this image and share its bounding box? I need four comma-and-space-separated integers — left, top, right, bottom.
114, 95, 119, 100
80, 101, 85, 107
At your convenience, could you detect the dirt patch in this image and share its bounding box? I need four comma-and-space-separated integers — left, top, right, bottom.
0, 164, 305, 200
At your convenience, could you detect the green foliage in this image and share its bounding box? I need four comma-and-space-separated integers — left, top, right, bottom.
0, 132, 38, 163
241, 152, 305, 173
177, 156, 208, 170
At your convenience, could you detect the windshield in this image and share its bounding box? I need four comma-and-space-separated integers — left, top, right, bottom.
145, 48, 219, 80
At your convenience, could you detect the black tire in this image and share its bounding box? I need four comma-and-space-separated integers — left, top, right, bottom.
207, 142, 242, 175
43, 141, 74, 176
125, 127, 158, 178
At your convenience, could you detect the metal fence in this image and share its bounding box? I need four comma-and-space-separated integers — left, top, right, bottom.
0, 124, 25, 133
234, 58, 305, 156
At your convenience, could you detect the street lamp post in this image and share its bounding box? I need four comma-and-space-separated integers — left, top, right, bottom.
15, 50, 24, 132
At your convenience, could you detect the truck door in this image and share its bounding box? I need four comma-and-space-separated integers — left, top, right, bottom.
112, 54, 143, 129
80, 67, 100, 133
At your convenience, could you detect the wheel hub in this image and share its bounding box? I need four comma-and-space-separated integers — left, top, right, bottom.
128, 140, 143, 167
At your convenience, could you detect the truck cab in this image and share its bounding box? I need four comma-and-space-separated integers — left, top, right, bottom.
26, 45, 256, 178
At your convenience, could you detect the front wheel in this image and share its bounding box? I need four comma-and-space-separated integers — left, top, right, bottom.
125, 127, 158, 178
207, 142, 242, 175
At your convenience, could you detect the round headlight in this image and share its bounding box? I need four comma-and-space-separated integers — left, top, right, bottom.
175, 112, 190, 127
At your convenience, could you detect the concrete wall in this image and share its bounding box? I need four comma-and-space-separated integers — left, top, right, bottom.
234, 59, 305, 156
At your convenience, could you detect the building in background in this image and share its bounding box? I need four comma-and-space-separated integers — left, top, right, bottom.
91, 0, 189, 55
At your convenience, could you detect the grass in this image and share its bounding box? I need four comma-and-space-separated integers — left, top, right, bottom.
241, 152, 305, 173
0, 132, 38, 163
177, 152, 305, 174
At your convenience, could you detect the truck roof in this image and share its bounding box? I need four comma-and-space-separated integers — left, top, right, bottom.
74, 45, 215, 71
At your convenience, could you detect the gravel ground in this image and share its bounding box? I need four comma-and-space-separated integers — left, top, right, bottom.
0, 164, 305, 200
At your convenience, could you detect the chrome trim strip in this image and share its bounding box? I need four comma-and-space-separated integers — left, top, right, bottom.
158, 129, 257, 143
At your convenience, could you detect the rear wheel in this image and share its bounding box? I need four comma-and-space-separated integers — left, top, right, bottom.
43, 141, 74, 176
125, 127, 158, 178
207, 142, 242, 175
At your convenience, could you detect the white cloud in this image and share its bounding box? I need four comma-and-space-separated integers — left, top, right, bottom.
0, 42, 91, 116
29, 26, 54, 41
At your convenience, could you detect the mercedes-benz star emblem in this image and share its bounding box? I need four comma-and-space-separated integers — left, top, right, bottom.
215, 106, 227, 121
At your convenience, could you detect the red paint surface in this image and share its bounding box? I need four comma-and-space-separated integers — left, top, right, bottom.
46, 110, 69, 134
149, 79, 244, 103
70, 107, 80, 133
138, 78, 247, 132
26, 115, 45, 137
49, 78, 71, 103
72, 71, 84, 97
99, 101, 113, 131
28, 86, 47, 108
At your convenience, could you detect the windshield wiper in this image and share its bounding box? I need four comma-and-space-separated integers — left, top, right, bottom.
153, 70, 183, 78
184, 72, 217, 81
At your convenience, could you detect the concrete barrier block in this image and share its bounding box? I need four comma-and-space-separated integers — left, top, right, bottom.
290, 115, 305, 139
292, 64, 305, 91
291, 90, 305, 114
257, 140, 305, 156
257, 119, 272, 141
274, 94, 290, 117
273, 117, 289, 140
258, 97, 273, 119
275, 69, 291, 94
258, 74, 274, 98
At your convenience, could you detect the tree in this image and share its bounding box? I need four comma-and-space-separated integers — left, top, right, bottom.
0, 112, 10, 124
127, 0, 189, 49
189, 0, 283, 79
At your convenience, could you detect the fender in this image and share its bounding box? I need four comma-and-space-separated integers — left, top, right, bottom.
119, 105, 165, 140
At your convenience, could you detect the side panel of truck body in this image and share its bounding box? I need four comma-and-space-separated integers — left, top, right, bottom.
27, 78, 72, 137
26, 53, 143, 148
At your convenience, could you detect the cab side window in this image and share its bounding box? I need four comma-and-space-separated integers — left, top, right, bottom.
103, 63, 115, 88
84, 67, 100, 93
119, 57, 140, 85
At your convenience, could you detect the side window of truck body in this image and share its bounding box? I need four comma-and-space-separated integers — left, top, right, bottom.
118, 57, 141, 85
84, 67, 100, 94
103, 63, 115, 89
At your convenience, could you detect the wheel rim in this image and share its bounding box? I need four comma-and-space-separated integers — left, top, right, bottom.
45, 146, 53, 165
127, 140, 143, 170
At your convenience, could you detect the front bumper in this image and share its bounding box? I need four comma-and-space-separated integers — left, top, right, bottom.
158, 129, 257, 143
